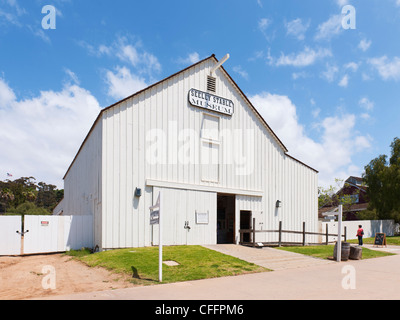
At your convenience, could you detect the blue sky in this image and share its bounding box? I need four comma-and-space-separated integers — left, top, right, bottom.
1, 0, 400, 189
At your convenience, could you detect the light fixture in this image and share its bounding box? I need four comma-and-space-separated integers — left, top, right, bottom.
276, 200, 282, 208
135, 187, 142, 197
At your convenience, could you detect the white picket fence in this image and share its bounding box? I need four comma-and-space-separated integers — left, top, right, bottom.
0, 215, 93, 256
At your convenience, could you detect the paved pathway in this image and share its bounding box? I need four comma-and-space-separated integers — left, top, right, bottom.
363, 244, 400, 254
202, 244, 334, 271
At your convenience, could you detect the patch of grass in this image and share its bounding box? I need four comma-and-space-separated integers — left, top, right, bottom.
276, 244, 394, 260
347, 236, 400, 246
66, 248, 93, 257
67, 245, 269, 285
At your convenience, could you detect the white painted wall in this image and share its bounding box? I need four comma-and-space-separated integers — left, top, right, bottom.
23, 215, 93, 254
0, 216, 21, 255
320, 219, 395, 243
63, 119, 102, 247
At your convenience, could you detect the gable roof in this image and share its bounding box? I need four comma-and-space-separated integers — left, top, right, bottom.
64, 54, 317, 179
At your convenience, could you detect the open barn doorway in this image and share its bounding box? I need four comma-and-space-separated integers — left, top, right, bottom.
217, 194, 235, 244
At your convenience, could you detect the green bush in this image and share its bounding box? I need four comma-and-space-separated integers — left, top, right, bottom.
6, 202, 50, 216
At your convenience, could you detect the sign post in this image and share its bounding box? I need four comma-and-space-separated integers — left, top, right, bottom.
150, 192, 162, 282
336, 205, 343, 262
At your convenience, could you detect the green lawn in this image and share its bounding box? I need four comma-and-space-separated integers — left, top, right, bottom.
347, 236, 400, 246
276, 244, 395, 260
67, 245, 269, 285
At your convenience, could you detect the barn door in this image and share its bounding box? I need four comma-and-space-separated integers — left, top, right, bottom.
0, 216, 22, 256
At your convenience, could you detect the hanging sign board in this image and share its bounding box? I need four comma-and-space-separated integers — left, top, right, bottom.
188, 88, 234, 116
150, 210, 159, 225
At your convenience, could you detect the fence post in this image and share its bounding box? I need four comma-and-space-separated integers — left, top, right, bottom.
252, 218, 256, 247
302, 221, 306, 246
278, 221, 282, 247
325, 224, 329, 245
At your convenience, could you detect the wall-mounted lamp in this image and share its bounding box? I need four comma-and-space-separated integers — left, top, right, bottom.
135, 187, 142, 197
276, 200, 282, 208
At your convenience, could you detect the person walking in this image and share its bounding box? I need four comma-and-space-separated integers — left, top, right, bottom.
356, 225, 364, 246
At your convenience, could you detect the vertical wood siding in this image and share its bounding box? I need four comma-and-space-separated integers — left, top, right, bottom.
64, 57, 318, 249
63, 120, 102, 247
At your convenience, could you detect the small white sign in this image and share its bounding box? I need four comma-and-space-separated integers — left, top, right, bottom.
196, 211, 209, 224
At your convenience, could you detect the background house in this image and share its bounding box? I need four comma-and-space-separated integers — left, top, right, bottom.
319, 176, 369, 221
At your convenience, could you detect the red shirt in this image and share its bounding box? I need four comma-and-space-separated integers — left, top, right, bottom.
357, 228, 364, 237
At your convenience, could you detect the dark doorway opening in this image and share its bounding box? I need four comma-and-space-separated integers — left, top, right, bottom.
240, 210, 252, 243
217, 194, 235, 244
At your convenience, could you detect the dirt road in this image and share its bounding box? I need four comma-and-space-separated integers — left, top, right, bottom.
0, 254, 133, 300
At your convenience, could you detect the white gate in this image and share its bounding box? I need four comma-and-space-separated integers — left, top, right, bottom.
0, 216, 22, 255
0, 215, 93, 256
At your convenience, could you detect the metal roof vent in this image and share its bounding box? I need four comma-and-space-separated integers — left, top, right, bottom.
207, 76, 216, 93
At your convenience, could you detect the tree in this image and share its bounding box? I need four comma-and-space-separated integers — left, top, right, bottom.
0, 188, 15, 213
0, 176, 63, 214
363, 137, 400, 222
35, 182, 57, 211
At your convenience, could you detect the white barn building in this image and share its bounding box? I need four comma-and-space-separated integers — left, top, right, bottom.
58, 54, 319, 250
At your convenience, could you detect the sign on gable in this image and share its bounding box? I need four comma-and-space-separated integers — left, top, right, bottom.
188, 88, 234, 116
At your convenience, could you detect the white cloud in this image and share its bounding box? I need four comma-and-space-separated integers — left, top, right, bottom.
5, 0, 26, 16
116, 43, 140, 66
321, 63, 339, 82
249, 92, 371, 187
81, 36, 161, 77
258, 18, 274, 41
358, 39, 372, 52
275, 47, 332, 67
27, 26, 51, 43
292, 71, 310, 80
80, 35, 161, 99
0, 77, 16, 107
177, 52, 201, 65
0, 74, 101, 188
105, 66, 148, 100
0, 0, 25, 26
232, 65, 249, 80
344, 62, 359, 72
258, 18, 271, 32
336, 0, 350, 6
315, 14, 343, 41
359, 97, 374, 111
368, 56, 400, 80
285, 18, 310, 40
360, 113, 371, 120
312, 108, 321, 118
338, 74, 349, 87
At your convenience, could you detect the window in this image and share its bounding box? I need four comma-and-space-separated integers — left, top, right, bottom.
201, 114, 220, 182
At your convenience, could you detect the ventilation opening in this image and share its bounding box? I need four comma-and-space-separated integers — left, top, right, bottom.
207, 76, 216, 93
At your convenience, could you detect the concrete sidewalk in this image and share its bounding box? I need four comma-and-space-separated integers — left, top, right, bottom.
38, 245, 400, 300
202, 244, 334, 271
